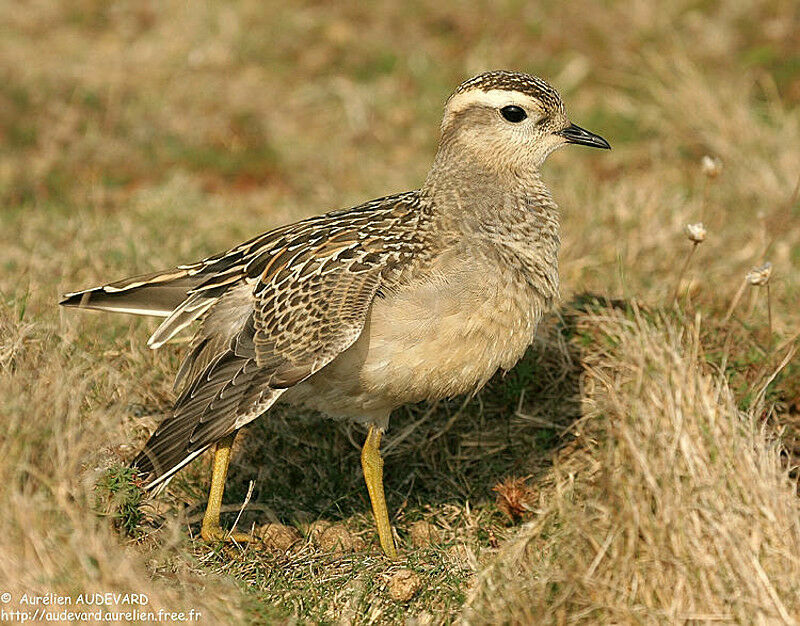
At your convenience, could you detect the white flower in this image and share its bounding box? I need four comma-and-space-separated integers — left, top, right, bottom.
701, 155, 723, 178
685, 222, 707, 243
746, 262, 772, 286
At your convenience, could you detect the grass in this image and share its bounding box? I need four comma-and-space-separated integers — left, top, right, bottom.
1, 0, 800, 623
465, 307, 800, 623
95, 464, 146, 537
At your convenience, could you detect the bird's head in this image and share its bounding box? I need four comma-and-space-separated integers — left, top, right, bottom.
439, 70, 610, 173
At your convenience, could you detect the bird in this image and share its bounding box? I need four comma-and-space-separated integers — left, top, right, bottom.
60, 70, 609, 558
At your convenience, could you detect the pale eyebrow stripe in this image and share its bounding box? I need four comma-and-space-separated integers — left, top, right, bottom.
446, 89, 540, 115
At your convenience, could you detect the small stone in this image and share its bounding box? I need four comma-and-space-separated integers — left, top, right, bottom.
259, 522, 302, 553
387, 568, 421, 602
409, 520, 441, 547
317, 523, 355, 554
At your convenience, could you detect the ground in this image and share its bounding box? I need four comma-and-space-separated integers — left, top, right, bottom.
1, 1, 800, 624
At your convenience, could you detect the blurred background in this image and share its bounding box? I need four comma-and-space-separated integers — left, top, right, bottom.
2, 1, 798, 296
1, 1, 799, 623
2, 1, 798, 313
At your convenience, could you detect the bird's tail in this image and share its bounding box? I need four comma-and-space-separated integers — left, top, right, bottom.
59, 268, 203, 318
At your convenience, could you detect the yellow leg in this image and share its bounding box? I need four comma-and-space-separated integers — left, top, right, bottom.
361, 425, 398, 559
200, 432, 253, 543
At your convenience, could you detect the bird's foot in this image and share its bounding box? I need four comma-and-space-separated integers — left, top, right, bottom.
200, 523, 254, 544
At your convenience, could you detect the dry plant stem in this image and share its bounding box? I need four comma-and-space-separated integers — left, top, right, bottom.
229, 480, 255, 539
766, 283, 773, 353
671, 242, 698, 304
723, 279, 749, 324
754, 345, 797, 416
717, 278, 750, 405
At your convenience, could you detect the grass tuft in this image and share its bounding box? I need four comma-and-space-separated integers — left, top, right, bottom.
465, 308, 800, 623
94, 465, 145, 537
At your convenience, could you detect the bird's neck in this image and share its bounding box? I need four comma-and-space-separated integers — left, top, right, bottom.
421, 148, 561, 248
420, 149, 561, 300
423, 143, 556, 213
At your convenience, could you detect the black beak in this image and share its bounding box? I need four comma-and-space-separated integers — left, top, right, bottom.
557, 123, 611, 150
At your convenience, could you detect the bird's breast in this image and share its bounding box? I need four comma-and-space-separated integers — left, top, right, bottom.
288, 252, 549, 422
366, 268, 543, 398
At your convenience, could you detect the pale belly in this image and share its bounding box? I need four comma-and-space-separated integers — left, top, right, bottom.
284, 262, 547, 426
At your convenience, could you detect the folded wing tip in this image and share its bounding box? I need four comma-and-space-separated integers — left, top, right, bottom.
147, 337, 165, 350
59, 290, 88, 307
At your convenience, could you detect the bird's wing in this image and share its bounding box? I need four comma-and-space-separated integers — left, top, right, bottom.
59, 268, 207, 317
250, 219, 409, 388
133, 191, 424, 487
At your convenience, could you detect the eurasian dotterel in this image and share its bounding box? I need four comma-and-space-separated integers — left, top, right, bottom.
60, 70, 610, 558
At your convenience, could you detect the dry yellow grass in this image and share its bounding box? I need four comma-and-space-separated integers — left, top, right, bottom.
0, 303, 249, 622
1, 1, 799, 623
465, 307, 800, 623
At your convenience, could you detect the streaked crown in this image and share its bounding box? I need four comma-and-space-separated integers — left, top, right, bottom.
451, 70, 565, 114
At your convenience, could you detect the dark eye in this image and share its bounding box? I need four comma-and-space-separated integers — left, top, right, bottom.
500, 105, 527, 123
